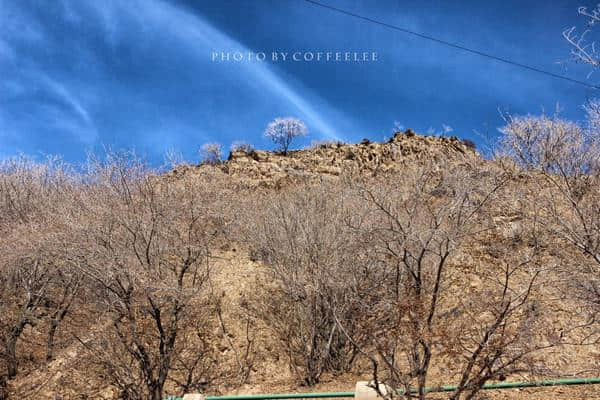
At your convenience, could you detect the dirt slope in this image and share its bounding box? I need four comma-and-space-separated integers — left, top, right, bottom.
7, 131, 600, 399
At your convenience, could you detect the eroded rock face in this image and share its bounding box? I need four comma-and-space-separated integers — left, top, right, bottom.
166, 131, 481, 187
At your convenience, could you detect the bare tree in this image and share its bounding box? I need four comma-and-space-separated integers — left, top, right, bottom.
338, 163, 558, 399
499, 111, 600, 263
563, 5, 600, 68
164, 147, 187, 170
264, 117, 308, 155
0, 156, 83, 388
498, 110, 600, 336
242, 184, 365, 385
75, 151, 228, 400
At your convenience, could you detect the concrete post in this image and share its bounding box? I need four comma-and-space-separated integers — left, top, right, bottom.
182, 394, 205, 400
355, 381, 389, 400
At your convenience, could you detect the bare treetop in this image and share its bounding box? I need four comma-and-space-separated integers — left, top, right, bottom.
264, 117, 308, 155
564, 5, 600, 68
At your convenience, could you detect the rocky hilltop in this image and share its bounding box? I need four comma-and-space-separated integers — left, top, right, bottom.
168, 130, 480, 187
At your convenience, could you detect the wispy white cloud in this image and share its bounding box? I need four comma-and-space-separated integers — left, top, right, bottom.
0, 63, 98, 145
0, 2, 98, 147
82, 0, 349, 141
0, 0, 355, 161
40, 75, 97, 144
42, 76, 92, 125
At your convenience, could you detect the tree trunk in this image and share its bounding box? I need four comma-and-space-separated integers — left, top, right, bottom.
6, 333, 18, 379
46, 319, 59, 361
149, 385, 162, 400
0, 375, 8, 400
6, 317, 31, 379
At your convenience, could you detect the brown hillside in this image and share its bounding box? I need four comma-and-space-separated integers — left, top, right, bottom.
4, 130, 600, 400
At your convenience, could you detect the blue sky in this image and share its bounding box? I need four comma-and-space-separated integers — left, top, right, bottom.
0, 0, 597, 164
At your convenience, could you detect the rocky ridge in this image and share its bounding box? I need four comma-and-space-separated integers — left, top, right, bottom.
167, 130, 480, 187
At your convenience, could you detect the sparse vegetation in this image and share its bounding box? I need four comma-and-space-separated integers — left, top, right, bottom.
0, 156, 83, 384
341, 163, 559, 400
498, 108, 600, 347
0, 128, 598, 399
76, 152, 228, 400
241, 184, 365, 385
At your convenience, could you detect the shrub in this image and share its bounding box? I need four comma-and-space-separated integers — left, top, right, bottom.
230, 141, 255, 154
200, 143, 222, 165
309, 139, 339, 149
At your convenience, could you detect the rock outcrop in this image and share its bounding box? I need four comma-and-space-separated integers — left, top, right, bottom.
167, 130, 480, 187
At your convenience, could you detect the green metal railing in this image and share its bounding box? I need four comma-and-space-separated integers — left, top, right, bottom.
411, 377, 600, 393
166, 377, 600, 399
207, 392, 355, 400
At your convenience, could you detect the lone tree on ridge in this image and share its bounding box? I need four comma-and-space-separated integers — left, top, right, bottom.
264, 117, 308, 155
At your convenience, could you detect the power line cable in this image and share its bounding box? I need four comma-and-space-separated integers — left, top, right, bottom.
304, 0, 600, 90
